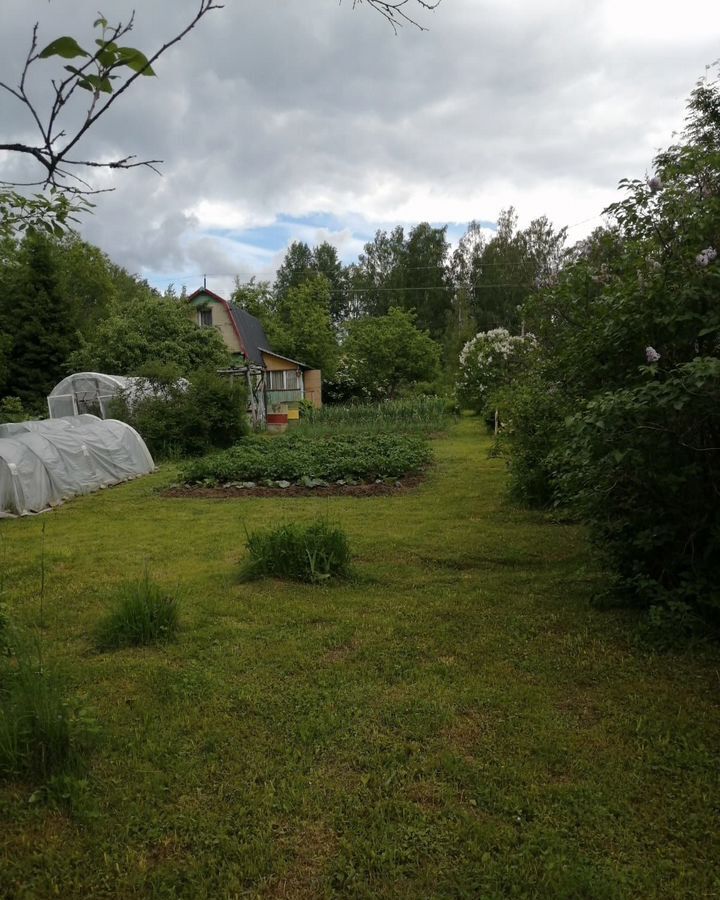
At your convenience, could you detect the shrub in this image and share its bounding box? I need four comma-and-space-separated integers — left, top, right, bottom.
181, 432, 431, 486
0, 655, 72, 780
457, 328, 535, 420
497, 373, 571, 507
553, 359, 720, 614
113, 368, 249, 459
0, 395, 32, 424
95, 576, 179, 650
501, 67, 720, 621
240, 521, 352, 583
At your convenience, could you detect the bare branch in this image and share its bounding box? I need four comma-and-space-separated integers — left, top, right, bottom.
349, 0, 442, 32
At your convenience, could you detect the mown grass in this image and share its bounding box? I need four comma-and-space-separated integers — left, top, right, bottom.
0, 418, 718, 898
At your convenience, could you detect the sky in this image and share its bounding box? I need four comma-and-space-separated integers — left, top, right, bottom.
1, 0, 719, 298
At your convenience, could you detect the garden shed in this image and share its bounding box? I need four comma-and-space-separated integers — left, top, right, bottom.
0, 415, 155, 517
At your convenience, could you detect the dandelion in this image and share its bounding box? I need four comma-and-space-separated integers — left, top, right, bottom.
645, 346, 661, 363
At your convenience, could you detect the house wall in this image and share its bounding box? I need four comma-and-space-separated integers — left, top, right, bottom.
261, 352, 297, 372
189, 291, 243, 354
304, 369, 322, 408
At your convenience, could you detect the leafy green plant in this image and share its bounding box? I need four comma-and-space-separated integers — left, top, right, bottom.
0, 396, 33, 425
300, 396, 451, 435
240, 521, 352, 584
182, 432, 431, 486
95, 575, 179, 650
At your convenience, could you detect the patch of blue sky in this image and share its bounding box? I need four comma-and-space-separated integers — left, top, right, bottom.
201, 213, 498, 265
143, 213, 498, 292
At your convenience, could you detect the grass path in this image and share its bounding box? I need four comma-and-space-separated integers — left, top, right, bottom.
1, 419, 718, 898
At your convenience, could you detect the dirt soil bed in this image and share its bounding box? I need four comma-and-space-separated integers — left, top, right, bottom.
162, 475, 425, 499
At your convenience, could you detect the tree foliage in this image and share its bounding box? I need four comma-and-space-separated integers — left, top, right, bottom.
337, 307, 440, 400
68, 293, 230, 375
268, 275, 339, 376
500, 66, 720, 619
0, 233, 78, 407
349, 223, 452, 339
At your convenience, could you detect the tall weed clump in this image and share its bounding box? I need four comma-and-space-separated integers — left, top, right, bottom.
240, 521, 352, 584
95, 576, 179, 650
0, 646, 72, 780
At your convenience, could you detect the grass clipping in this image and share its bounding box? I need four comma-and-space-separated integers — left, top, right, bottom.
240, 521, 352, 584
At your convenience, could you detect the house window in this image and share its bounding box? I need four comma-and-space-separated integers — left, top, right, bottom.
267, 370, 303, 391
198, 307, 212, 327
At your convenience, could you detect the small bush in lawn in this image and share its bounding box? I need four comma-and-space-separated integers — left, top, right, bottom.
0, 653, 72, 780
240, 521, 352, 584
95, 576, 179, 650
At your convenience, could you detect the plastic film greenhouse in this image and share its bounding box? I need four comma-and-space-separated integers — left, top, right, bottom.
0, 416, 155, 517
47, 372, 149, 419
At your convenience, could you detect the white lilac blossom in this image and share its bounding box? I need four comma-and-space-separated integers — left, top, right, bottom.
647, 175, 663, 194
458, 328, 536, 404
645, 346, 661, 363
696, 247, 716, 266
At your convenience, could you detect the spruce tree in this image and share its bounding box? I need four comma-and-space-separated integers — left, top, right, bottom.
4, 233, 77, 408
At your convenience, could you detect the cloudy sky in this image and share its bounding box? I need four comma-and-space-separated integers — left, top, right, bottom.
1, 0, 719, 297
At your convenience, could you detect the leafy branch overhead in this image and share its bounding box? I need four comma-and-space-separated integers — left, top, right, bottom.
0, 2, 223, 191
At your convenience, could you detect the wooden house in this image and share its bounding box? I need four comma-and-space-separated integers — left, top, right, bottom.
187, 288, 322, 423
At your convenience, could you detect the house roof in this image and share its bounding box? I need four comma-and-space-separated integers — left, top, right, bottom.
229, 307, 270, 367
187, 288, 270, 366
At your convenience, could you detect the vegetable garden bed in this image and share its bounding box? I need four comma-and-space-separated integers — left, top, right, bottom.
180, 432, 431, 487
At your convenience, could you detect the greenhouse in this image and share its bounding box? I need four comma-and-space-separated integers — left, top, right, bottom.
46, 372, 188, 419
0, 415, 155, 517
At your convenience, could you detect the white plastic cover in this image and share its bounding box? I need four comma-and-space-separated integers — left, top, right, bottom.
0, 415, 155, 517
47, 372, 135, 418
47, 372, 189, 419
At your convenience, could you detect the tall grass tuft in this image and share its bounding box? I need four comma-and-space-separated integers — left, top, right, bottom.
240, 521, 352, 584
0, 648, 72, 780
300, 396, 452, 436
95, 575, 179, 650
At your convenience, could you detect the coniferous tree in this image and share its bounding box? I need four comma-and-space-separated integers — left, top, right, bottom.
1, 233, 78, 408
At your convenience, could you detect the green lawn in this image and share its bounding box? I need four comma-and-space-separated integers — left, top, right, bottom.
1, 419, 718, 899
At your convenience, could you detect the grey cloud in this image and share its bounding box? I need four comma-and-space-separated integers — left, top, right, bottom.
1, 0, 718, 282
